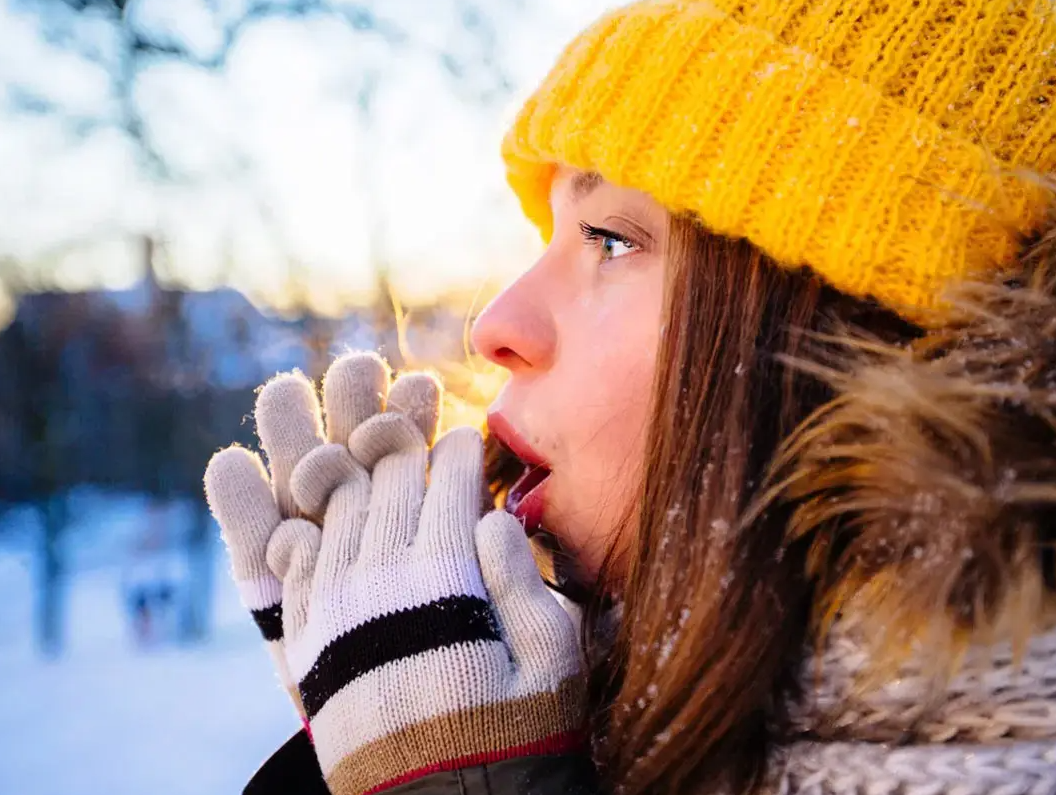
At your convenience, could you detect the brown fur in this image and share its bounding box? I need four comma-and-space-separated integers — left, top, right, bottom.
769, 217, 1056, 671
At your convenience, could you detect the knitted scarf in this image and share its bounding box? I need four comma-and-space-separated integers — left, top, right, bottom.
774, 624, 1056, 795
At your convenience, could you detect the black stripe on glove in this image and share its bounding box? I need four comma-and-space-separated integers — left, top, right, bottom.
300, 594, 502, 719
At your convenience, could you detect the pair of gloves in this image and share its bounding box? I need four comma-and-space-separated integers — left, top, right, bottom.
204, 353, 585, 795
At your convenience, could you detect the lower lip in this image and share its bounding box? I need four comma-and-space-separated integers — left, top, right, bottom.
509, 476, 549, 534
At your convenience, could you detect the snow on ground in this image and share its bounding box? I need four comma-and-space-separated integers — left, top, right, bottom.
0, 539, 298, 795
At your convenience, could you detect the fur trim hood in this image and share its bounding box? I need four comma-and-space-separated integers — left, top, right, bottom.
764, 216, 1056, 791
778, 216, 1056, 667
724, 208, 1056, 795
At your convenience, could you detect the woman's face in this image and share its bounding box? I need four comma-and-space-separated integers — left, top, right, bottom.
471, 168, 669, 581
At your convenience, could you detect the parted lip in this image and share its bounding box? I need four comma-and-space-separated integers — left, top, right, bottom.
487, 411, 551, 534
485, 412, 549, 469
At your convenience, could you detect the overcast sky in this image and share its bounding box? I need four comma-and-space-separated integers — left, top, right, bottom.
0, 0, 617, 311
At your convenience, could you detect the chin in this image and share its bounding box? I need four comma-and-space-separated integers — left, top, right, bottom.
533, 514, 607, 599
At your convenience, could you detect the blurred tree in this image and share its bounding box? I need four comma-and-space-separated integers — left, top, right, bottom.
0, 290, 87, 655
9, 0, 526, 303
9, 0, 521, 191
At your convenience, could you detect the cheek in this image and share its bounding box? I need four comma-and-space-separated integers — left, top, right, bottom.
545, 279, 663, 563
570, 302, 657, 462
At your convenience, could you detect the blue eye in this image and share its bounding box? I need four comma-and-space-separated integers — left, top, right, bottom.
579, 222, 638, 261
599, 236, 636, 259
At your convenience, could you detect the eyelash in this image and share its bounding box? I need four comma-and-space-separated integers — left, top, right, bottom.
578, 222, 638, 259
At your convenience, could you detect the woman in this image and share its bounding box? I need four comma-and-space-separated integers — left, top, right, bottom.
205, 1, 1056, 794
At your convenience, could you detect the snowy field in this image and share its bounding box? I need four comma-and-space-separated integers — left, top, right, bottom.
0, 497, 299, 795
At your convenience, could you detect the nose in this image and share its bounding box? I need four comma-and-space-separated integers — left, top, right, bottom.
470, 270, 557, 373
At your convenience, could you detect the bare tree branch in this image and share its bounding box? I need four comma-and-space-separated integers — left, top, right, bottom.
2, 0, 528, 295
12, 0, 521, 183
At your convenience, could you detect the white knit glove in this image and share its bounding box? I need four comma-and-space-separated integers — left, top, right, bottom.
269, 362, 586, 795
204, 353, 391, 720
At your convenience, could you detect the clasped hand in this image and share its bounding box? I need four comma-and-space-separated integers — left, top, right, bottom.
205, 353, 584, 795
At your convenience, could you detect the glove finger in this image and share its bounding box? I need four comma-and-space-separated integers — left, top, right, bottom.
264, 641, 306, 721
386, 371, 441, 446
204, 446, 283, 634
418, 426, 485, 561
314, 462, 372, 588
266, 518, 322, 650
347, 411, 427, 471
322, 352, 389, 446
204, 446, 304, 718
352, 413, 427, 563
475, 510, 582, 684
290, 443, 359, 519
256, 371, 324, 519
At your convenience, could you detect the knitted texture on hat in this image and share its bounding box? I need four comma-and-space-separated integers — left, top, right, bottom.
501, 0, 1056, 322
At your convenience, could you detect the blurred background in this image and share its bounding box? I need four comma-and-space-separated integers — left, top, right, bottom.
0, 1, 616, 792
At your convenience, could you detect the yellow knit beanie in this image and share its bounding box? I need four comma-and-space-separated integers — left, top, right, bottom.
501, 0, 1056, 322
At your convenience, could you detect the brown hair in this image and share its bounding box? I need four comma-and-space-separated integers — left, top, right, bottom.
583, 218, 920, 795
485, 208, 1056, 795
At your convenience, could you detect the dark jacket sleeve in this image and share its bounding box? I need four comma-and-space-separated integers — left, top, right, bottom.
244, 730, 601, 795
244, 730, 329, 795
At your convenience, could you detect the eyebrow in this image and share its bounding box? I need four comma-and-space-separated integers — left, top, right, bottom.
570, 170, 603, 202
